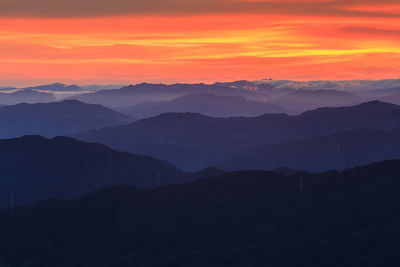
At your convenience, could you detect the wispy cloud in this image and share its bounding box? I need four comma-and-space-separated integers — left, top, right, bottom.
0, 0, 399, 18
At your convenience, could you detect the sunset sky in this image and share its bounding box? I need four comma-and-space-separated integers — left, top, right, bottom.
1, 0, 400, 86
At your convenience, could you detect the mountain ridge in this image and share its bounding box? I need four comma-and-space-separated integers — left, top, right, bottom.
0, 99, 133, 138
0, 135, 188, 209
118, 93, 283, 118
219, 127, 400, 171
73, 101, 400, 170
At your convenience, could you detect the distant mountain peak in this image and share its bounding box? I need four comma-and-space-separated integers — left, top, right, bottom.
356, 100, 399, 108
56, 99, 104, 107
151, 112, 212, 120
23, 83, 82, 92
58, 99, 85, 104
7, 134, 48, 142
49, 82, 64, 86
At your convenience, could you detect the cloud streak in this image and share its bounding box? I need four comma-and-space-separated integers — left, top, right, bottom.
342, 26, 400, 38
0, 0, 399, 18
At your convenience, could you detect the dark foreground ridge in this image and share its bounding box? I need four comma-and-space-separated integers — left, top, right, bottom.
1, 160, 400, 266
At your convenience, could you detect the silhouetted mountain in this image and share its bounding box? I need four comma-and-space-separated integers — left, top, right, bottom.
119, 93, 283, 118
23, 83, 82, 92
74, 101, 400, 170
220, 128, 400, 171
71, 83, 269, 107
185, 166, 226, 181
0, 135, 188, 209
0, 100, 133, 138
1, 160, 400, 266
273, 89, 362, 113
0, 89, 55, 105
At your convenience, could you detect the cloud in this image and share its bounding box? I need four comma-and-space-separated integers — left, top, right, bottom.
0, 0, 399, 18
342, 26, 400, 38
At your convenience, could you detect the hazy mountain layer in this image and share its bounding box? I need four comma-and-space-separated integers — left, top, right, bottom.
119, 93, 283, 118
272, 89, 362, 114
0, 100, 133, 138
379, 93, 400, 105
0, 90, 55, 105
71, 83, 270, 107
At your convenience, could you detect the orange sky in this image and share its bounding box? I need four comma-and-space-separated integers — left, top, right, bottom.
0, 0, 400, 86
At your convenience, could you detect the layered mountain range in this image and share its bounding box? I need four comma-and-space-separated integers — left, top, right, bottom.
0, 79, 399, 266
74, 101, 400, 170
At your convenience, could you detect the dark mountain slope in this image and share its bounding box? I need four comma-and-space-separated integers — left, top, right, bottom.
294, 101, 400, 136
74, 101, 400, 170
220, 128, 400, 171
0, 100, 133, 138
119, 93, 282, 118
0, 135, 186, 209
1, 160, 400, 266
